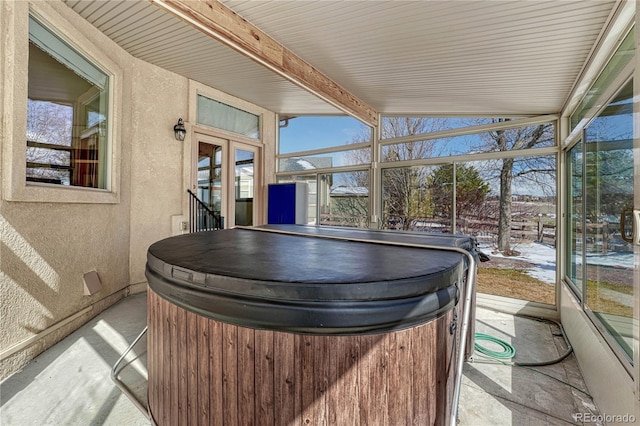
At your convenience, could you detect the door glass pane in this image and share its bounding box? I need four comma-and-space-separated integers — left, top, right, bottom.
198, 142, 222, 213
584, 79, 634, 360
567, 141, 584, 296
235, 149, 254, 226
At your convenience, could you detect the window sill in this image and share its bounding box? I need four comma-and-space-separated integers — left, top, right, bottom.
5, 182, 119, 204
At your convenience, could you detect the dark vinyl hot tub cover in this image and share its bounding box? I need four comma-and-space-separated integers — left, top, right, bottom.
146, 225, 477, 335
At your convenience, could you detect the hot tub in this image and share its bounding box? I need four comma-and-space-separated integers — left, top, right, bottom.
146, 225, 477, 425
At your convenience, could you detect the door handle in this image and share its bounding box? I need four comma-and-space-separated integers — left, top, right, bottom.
620, 208, 640, 245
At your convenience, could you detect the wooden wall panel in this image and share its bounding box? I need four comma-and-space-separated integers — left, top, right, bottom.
197, 316, 210, 425
187, 309, 198, 425
148, 289, 463, 425
147, 291, 156, 418
358, 334, 389, 426
209, 319, 224, 426
238, 326, 255, 426
222, 323, 238, 426
255, 330, 275, 425
169, 303, 179, 426
273, 332, 295, 424
177, 306, 188, 426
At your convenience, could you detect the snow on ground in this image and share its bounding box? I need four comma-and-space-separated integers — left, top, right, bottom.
479, 242, 557, 284
585, 251, 634, 269
478, 241, 635, 285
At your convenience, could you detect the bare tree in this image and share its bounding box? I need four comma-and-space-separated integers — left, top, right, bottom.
26, 99, 74, 183
378, 117, 454, 230
382, 166, 434, 230
477, 120, 555, 252
345, 116, 555, 243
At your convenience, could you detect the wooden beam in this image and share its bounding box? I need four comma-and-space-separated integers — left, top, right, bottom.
150, 0, 378, 127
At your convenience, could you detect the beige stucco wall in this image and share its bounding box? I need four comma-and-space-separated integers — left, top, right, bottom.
0, 0, 136, 378
1, 0, 277, 379
127, 63, 188, 286
0, 0, 187, 379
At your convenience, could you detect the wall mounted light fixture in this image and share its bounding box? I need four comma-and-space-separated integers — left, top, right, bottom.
173, 118, 186, 141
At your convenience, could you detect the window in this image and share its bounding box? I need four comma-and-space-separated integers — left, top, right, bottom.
381, 156, 557, 306
382, 164, 453, 232
318, 171, 370, 228
570, 29, 635, 131
279, 116, 372, 154
583, 80, 634, 360
566, 141, 584, 298
379, 116, 529, 140
277, 115, 372, 228
278, 148, 370, 172
197, 95, 260, 139
565, 24, 635, 363
380, 120, 555, 161
27, 16, 110, 189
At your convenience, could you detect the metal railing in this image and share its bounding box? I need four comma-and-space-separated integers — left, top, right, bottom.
187, 189, 224, 232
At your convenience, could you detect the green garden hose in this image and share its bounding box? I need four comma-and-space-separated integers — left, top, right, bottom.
474, 333, 516, 359
473, 316, 574, 366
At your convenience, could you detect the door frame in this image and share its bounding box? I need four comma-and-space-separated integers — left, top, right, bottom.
192, 133, 229, 224
190, 129, 262, 228
229, 141, 261, 228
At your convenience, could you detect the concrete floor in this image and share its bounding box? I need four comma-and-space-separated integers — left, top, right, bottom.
1, 291, 600, 425
459, 308, 600, 425
1, 292, 150, 426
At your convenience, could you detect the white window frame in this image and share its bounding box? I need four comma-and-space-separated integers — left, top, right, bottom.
2, 3, 122, 204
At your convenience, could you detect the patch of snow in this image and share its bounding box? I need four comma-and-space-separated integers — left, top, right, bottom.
296, 159, 316, 170
478, 241, 635, 285
483, 242, 557, 284
585, 251, 634, 269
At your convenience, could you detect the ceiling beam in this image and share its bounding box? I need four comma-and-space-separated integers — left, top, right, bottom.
150, 0, 379, 127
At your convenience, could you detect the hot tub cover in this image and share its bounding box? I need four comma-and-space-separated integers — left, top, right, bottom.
146, 225, 476, 335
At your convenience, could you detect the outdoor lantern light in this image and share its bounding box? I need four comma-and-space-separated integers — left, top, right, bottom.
173, 118, 186, 141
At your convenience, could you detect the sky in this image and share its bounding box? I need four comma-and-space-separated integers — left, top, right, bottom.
279, 116, 368, 154
278, 115, 558, 197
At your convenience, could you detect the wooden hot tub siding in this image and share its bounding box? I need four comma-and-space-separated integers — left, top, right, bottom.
147, 289, 459, 426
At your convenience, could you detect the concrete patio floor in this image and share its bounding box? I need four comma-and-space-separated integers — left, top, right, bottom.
1, 291, 600, 425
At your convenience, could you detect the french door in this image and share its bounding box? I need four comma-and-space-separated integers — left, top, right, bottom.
195, 134, 260, 228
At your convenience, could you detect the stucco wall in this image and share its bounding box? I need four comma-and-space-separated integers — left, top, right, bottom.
0, 0, 187, 378
128, 63, 188, 285
1, 0, 277, 380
